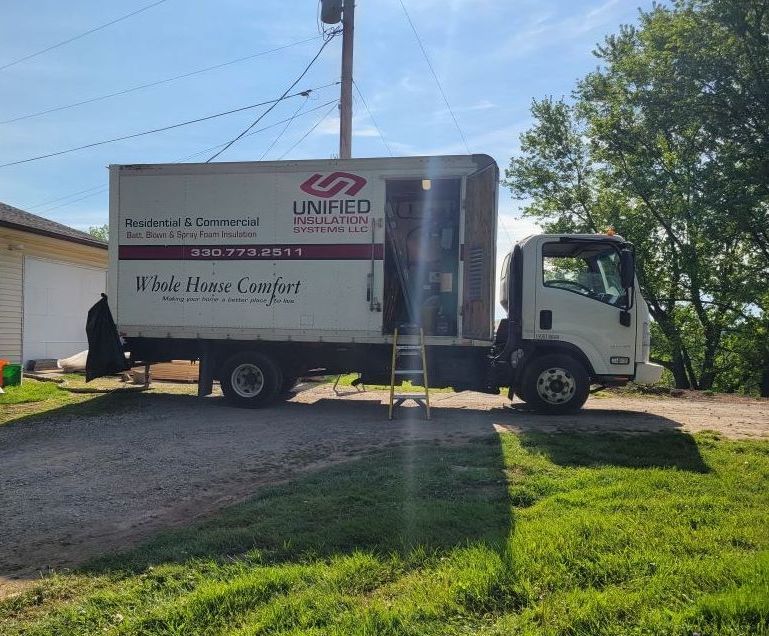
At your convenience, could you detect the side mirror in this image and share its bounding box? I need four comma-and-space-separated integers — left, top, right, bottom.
619, 248, 635, 289
619, 310, 631, 327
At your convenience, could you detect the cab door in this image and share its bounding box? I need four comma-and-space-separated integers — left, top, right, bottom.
534, 237, 636, 376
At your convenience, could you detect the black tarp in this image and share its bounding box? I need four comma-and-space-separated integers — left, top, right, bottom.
85, 294, 129, 382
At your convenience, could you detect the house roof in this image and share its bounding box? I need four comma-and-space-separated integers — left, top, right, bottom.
0, 201, 107, 249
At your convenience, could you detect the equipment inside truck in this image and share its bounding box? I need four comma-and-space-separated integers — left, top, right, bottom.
383, 178, 461, 336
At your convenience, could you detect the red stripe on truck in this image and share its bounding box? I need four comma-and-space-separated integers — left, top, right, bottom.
119, 244, 385, 260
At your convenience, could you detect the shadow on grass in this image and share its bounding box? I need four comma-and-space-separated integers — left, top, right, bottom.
519, 430, 710, 472
0, 390, 194, 428
82, 435, 513, 576
0, 392, 123, 427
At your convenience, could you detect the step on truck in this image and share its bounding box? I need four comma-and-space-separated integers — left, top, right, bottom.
101, 154, 662, 413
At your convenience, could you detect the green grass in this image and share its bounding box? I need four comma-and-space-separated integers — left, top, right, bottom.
0, 379, 105, 425
329, 373, 455, 393
0, 378, 201, 427
0, 378, 63, 404
2, 430, 767, 635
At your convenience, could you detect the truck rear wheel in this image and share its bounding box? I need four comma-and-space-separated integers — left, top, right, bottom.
220, 352, 283, 408
278, 376, 299, 398
520, 354, 589, 414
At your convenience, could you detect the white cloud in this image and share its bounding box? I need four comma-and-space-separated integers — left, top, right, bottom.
353, 126, 381, 138
462, 99, 496, 112
316, 115, 381, 138
494, 0, 625, 60
396, 72, 432, 95
417, 121, 529, 161
386, 140, 418, 155
430, 100, 497, 123
59, 206, 109, 230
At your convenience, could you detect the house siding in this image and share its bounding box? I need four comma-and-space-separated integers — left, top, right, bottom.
0, 240, 23, 363
0, 227, 107, 364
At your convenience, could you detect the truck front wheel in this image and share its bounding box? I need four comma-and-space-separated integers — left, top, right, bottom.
520, 354, 590, 414
220, 352, 283, 408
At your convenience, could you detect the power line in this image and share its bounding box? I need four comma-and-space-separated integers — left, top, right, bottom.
38, 187, 108, 215
0, 0, 171, 72
26, 100, 339, 214
0, 36, 322, 125
206, 29, 340, 162
258, 96, 310, 161
397, 0, 470, 154
27, 184, 107, 209
178, 99, 338, 162
353, 80, 393, 156
0, 83, 338, 168
279, 101, 338, 160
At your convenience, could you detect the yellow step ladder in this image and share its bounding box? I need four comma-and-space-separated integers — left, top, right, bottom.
388, 326, 430, 420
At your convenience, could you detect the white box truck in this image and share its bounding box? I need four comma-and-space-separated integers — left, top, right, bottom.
105, 154, 662, 412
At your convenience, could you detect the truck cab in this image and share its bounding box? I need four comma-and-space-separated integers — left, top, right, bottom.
493, 233, 663, 412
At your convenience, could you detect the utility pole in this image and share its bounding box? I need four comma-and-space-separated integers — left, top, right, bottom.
339, 0, 355, 159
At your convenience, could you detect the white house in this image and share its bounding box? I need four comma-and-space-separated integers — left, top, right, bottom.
0, 202, 108, 366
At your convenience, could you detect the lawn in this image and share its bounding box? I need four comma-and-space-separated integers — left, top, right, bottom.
330, 373, 455, 393
0, 378, 103, 425
1, 430, 767, 635
0, 377, 200, 426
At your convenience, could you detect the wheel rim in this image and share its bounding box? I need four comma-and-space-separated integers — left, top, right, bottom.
536, 367, 576, 404
231, 363, 265, 398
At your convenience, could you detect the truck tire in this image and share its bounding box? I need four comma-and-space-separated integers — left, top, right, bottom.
279, 376, 299, 398
519, 354, 590, 414
512, 389, 529, 404
220, 352, 283, 408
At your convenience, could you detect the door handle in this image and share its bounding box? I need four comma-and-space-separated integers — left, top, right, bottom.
539, 310, 552, 330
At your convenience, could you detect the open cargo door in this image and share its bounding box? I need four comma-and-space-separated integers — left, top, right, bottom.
461, 156, 498, 341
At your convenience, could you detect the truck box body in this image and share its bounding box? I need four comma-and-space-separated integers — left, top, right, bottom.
109, 155, 498, 346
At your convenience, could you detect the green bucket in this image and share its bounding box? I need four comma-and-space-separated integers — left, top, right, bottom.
2, 364, 22, 387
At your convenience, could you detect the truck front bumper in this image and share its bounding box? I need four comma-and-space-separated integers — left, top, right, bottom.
634, 361, 664, 385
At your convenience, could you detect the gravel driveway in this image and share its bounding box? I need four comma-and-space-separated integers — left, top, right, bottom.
1, 383, 767, 590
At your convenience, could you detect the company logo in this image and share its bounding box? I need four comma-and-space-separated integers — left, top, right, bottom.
299, 172, 367, 198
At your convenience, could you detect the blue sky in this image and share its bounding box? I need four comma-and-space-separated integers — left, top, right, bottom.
0, 0, 656, 248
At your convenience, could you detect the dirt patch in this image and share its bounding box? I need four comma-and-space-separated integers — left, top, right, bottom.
0, 383, 767, 595
603, 385, 769, 405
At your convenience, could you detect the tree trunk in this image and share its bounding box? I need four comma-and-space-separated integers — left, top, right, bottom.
697, 326, 722, 391
670, 353, 691, 389
657, 314, 694, 389
682, 347, 698, 390
650, 310, 692, 389
761, 366, 769, 399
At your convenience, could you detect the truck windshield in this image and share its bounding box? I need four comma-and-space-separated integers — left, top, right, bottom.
542, 242, 628, 307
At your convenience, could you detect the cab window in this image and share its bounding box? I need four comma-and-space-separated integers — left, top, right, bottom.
542, 242, 628, 307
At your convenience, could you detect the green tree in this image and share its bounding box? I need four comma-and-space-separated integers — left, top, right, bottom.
88, 224, 108, 241
505, 0, 769, 394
